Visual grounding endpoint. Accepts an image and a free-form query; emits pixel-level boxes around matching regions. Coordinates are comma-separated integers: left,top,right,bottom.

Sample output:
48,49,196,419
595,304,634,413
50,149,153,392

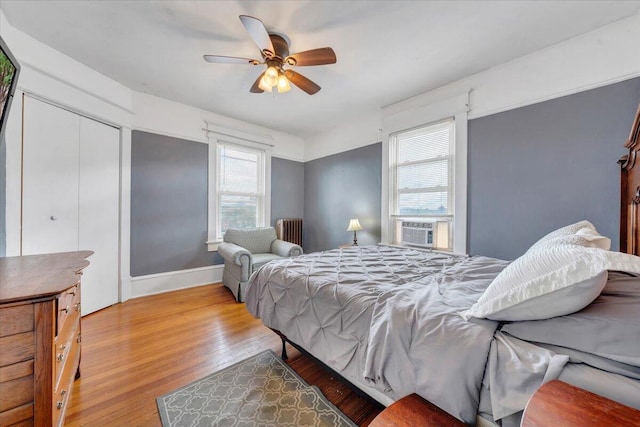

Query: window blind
394,119,454,216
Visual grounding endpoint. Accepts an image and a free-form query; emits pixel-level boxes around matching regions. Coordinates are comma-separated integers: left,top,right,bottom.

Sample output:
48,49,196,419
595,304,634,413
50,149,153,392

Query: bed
245,102,640,426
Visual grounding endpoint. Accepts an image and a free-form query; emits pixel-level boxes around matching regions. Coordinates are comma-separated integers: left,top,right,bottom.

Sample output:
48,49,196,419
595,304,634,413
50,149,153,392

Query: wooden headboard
619,101,640,256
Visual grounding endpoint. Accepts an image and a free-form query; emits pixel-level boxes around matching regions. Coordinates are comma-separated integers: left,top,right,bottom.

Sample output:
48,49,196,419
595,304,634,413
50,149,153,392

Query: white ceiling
2,1,640,139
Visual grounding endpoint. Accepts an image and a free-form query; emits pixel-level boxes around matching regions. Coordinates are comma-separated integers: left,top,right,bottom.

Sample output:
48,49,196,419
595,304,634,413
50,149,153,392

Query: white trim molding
203,121,275,147
130,265,224,299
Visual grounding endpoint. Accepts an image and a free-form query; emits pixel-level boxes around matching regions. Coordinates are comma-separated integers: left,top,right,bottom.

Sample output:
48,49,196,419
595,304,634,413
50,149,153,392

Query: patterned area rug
156,350,357,427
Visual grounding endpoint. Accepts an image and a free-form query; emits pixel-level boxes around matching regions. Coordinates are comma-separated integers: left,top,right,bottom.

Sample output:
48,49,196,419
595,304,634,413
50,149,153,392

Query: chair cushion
252,253,283,270
223,227,277,254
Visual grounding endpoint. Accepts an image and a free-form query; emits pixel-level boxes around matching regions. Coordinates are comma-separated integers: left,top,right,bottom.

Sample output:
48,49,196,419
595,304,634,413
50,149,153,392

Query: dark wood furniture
619,101,640,256
369,393,466,427
522,380,640,427
0,251,91,426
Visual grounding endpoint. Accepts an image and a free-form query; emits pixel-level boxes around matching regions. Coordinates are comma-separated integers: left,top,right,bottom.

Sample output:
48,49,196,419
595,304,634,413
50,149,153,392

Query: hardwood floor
65,283,383,426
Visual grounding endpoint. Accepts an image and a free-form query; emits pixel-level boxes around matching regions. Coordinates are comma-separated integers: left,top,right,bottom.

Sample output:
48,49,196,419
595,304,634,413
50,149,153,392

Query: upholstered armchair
217,227,302,302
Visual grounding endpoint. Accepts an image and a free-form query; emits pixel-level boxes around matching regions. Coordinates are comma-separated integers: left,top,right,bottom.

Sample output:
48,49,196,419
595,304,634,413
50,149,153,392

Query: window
381,92,468,253
389,119,455,249
217,143,265,234
208,140,270,249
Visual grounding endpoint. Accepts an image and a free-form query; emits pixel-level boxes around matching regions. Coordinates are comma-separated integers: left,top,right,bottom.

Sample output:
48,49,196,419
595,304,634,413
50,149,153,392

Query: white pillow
575,228,611,250
462,246,640,321
539,219,595,240
526,220,599,254
527,230,611,254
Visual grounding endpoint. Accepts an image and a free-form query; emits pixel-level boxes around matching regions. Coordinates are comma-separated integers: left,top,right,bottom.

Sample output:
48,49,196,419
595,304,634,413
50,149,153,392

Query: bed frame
619,101,640,256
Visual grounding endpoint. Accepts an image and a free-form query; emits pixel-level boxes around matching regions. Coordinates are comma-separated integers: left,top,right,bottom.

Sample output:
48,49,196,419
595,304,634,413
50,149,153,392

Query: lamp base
352,231,358,246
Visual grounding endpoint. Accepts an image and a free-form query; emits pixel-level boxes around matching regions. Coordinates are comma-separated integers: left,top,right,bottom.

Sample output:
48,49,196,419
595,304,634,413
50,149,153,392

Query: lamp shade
347,218,363,231
277,73,291,93
263,66,279,87
258,75,273,92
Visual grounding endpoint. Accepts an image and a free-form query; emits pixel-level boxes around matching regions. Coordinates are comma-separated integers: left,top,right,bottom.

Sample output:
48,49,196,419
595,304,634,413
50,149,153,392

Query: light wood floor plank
65,283,383,426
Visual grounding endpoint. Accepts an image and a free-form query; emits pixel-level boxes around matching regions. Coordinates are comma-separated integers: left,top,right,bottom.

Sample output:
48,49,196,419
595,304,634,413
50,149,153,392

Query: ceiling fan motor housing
268,34,290,63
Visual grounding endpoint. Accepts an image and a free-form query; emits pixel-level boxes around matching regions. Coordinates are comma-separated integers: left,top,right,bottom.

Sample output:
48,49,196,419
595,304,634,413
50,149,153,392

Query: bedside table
338,244,354,249
369,394,465,427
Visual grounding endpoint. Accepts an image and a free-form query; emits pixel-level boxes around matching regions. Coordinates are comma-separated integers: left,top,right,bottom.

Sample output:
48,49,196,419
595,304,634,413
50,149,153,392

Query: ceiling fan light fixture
277,73,291,93
263,66,279,87
258,75,273,92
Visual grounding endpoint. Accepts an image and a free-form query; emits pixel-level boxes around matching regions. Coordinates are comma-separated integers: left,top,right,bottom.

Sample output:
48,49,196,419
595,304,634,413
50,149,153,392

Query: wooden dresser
0,251,92,427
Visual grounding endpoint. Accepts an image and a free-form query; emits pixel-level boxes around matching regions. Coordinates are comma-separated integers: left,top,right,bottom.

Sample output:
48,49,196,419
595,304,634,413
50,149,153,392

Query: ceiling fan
203,15,337,95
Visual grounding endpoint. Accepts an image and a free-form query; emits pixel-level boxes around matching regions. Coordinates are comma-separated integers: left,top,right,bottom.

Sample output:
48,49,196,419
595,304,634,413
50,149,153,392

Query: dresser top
0,251,93,304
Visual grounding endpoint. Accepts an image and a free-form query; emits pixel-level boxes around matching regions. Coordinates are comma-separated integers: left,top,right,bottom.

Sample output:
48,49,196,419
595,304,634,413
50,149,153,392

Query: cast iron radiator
276,218,303,246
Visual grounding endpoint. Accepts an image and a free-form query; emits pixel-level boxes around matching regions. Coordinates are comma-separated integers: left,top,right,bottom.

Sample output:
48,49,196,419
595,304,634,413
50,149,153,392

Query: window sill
206,241,222,252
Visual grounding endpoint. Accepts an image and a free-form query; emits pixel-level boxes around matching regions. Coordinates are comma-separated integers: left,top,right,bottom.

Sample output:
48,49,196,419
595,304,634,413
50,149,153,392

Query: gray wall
131,132,305,276
304,143,382,253
468,77,640,260
271,156,304,227
0,137,5,257
131,131,220,276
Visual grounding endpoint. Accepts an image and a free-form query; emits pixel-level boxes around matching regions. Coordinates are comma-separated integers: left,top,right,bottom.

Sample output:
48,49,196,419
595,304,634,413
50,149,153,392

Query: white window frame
207,135,271,251
381,93,468,254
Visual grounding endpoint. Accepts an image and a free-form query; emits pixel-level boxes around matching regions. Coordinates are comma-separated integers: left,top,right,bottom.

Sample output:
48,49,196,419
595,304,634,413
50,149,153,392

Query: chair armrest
218,242,252,266
271,239,303,257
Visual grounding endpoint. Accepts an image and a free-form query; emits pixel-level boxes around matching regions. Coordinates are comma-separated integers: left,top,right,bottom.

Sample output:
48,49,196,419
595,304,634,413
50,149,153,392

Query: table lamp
347,219,363,245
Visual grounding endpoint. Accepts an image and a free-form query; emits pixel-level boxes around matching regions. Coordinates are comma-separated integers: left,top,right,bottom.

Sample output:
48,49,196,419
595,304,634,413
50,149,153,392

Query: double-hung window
389,118,454,249
208,140,270,249
217,142,265,234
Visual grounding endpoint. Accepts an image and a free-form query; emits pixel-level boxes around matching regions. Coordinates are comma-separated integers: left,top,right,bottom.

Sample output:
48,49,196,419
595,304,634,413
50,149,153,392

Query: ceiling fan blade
203,55,260,65
250,72,266,93
285,47,337,66
239,15,275,58
284,70,321,95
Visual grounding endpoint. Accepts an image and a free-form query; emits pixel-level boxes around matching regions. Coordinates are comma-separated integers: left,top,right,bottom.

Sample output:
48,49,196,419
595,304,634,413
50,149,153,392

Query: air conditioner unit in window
401,220,435,248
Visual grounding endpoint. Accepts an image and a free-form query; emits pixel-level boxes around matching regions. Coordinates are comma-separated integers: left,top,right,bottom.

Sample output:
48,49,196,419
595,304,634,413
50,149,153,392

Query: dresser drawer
53,331,80,427
54,316,79,391
57,284,80,336
52,386,70,427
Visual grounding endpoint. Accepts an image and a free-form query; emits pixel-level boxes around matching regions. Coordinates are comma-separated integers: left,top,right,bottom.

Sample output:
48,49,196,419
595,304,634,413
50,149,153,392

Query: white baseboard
130,265,224,298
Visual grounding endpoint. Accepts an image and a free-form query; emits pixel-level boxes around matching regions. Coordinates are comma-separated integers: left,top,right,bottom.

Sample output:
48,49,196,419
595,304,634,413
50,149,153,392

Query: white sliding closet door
22,96,80,255
22,95,120,315
79,117,120,315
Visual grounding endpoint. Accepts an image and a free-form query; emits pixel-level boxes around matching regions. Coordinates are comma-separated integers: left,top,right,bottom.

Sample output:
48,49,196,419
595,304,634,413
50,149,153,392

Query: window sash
397,157,451,193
